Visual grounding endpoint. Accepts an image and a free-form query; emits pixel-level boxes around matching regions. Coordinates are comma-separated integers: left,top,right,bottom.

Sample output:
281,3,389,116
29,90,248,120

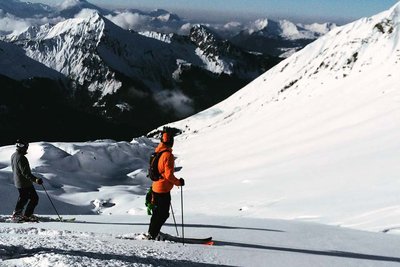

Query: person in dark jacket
11,140,43,221
147,130,185,240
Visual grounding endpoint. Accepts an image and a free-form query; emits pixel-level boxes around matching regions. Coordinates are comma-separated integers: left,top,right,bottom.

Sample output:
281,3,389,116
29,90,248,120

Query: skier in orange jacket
148,130,185,239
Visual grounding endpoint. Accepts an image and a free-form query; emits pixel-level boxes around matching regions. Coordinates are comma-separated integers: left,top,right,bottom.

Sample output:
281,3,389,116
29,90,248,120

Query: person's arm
163,154,181,186
19,156,38,183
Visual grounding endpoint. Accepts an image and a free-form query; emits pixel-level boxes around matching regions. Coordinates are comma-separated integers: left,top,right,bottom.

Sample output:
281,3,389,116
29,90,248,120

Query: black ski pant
14,186,39,217
148,191,171,238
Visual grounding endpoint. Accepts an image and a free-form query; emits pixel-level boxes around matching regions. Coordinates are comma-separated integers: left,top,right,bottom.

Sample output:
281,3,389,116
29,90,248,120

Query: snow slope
2,215,400,267
161,2,400,231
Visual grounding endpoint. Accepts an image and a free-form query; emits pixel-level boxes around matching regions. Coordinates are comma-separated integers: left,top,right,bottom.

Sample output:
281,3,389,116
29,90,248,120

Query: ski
57,217,76,222
116,233,214,245
36,216,76,223
2,216,39,223
0,215,76,223
158,232,213,245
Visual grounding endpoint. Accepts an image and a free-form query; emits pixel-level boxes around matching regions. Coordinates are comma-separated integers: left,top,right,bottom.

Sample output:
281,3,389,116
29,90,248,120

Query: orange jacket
151,142,181,193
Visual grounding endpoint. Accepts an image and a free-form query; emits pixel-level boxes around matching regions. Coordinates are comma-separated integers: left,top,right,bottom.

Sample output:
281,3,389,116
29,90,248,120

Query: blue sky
29,0,400,24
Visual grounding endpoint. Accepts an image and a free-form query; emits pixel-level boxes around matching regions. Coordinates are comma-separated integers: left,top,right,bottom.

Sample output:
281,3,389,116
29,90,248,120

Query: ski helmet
16,139,29,152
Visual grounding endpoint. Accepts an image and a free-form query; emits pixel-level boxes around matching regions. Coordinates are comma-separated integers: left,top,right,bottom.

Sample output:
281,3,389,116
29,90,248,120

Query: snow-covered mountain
230,18,337,57
0,0,334,142
0,1,334,54
7,11,272,90
243,18,334,40
188,24,278,77
3,10,277,141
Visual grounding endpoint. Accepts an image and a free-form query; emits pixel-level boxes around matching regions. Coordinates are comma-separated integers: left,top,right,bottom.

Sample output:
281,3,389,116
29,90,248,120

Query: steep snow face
159,3,400,229
189,24,275,77
9,11,121,96
190,25,233,74
0,40,62,80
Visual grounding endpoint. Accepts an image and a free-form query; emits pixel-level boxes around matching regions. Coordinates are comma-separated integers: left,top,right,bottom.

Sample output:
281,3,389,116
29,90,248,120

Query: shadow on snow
71,220,284,233
212,240,400,263
0,244,231,267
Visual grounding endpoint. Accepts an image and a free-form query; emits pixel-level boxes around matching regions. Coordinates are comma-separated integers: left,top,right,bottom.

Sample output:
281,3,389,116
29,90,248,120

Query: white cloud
105,12,150,31
154,90,194,117
74,8,99,19
178,22,192,35
59,0,81,10
0,9,64,35
223,21,243,31
0,11,30,35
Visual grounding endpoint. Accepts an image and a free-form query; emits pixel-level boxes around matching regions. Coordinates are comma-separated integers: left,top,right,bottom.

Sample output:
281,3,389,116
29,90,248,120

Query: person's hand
179,178,185,186
36,178,43,185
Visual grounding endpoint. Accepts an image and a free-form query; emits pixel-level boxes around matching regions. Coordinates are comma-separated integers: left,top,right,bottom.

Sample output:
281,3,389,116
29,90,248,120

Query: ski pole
181,186,184,245
41,184,62,221
170,203,179,236
171,203,179,236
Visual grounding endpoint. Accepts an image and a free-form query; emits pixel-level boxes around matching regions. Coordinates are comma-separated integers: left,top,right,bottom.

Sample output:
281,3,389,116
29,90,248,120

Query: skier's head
16,139,29,154
160,130,174,148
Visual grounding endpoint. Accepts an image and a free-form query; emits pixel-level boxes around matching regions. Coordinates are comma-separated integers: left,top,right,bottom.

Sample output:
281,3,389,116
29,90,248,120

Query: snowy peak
282,2,400,85
11,10,106,46
300,22,337,35
189,24,223,48
249,18,282,36
246,18,334,40
47,10,104,38
189,24,242,74
8,11,119,95
230,17,336,57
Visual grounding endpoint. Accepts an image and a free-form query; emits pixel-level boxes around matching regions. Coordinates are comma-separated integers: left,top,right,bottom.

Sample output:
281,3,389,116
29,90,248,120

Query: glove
36,178,43,185
179,178,185,186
